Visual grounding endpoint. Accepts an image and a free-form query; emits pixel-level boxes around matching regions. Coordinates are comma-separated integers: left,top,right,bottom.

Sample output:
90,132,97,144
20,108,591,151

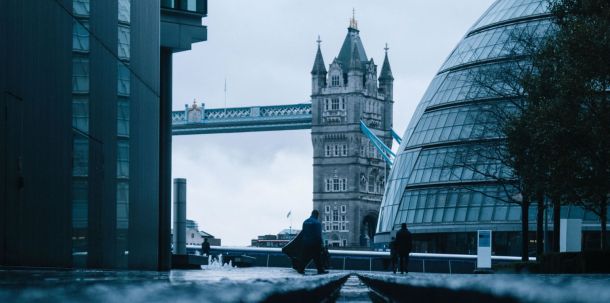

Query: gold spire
349,8,358,30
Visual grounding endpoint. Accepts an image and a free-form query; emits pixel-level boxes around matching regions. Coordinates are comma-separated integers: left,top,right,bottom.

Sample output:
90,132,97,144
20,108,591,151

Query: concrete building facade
311,16,394,249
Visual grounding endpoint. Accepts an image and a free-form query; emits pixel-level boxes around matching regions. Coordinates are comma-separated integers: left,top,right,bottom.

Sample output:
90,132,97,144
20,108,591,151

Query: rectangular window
72,97,89,133
341,215,346,221
342,239,347,246
118,0,131,23
118,25,131,60
332,210,339,222
325,145,331,157
341,205,346,213
340,98,345,110
72,180,88,229
341,178,347,191
333,224,339,231
72,57,89,93
334,145,339,156
325,99,329,110
325,179,331,192
331,75,340,87
116,182,129,229
325,215,329,222
368,176,375,193
73,0,90,16
117,99,129,137
72,21,89,52
341,144,348,156
73,136,89,177
331,98,340,110
333,179,340,191
341,223,346,231
117,141,129,178
325,205,330,213
118,62,130,96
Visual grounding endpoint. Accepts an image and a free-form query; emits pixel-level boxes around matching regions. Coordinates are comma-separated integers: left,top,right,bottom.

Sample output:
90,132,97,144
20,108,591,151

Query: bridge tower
311,16,394,249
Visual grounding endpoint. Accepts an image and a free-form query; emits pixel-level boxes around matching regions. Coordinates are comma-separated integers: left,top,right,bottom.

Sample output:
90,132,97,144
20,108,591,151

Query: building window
118,25,131,60
73,0,90,16
325,205,330,213
118,0,131,23
117,63,130,96
368,175,375,193
117,141,130,178
333,179,340,191
72,21,89,52
333,224,339,231
341,223,346,231
116,182,129,229
342,215,346,222
341,205,346,213
331,98,340,110
342,239,347,246
332,210,339,222
325,224,330,231
72,57,89,93
117,99,129,137
73,137,89,177
340,98,345,110
324,99,329,110
72,97,89,132
331,75,340,87
325,145,331,157
341,144,348,156
334,145,340,156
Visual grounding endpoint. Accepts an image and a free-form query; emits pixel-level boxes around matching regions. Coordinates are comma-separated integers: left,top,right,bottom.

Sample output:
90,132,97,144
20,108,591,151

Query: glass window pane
73,137,89,177
118,26,130,60
118,0,131,23
117,141,129,178
117,99,129,137
117,63,130,96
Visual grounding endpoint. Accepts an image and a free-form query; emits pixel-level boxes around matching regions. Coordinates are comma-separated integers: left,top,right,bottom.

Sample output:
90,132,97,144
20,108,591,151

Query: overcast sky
171,0,496,246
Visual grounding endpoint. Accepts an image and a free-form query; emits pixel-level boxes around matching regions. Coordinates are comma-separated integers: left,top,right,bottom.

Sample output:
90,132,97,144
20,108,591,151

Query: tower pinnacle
349,8,358,30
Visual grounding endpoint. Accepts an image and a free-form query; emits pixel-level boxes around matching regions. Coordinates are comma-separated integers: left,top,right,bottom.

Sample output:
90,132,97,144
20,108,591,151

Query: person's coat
395,228,413,255
301,216,323,249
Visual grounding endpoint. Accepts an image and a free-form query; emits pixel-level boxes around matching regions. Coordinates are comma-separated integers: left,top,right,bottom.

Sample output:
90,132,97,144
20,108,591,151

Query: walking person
201,238,211,256
395,223,413,274
298,210,328,274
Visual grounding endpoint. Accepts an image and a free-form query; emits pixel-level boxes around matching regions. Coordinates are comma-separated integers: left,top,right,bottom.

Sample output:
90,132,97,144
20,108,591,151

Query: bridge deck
172,103,312,135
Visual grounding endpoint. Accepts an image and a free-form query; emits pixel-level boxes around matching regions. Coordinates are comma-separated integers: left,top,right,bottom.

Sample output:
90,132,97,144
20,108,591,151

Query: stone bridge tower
311,16,394,249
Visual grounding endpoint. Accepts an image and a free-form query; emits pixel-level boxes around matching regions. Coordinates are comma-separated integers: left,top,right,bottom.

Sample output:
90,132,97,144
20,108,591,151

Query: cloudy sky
171,0,495,246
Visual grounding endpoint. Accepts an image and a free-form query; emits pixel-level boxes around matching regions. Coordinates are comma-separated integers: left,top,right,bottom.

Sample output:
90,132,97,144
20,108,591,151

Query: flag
286,211,291,218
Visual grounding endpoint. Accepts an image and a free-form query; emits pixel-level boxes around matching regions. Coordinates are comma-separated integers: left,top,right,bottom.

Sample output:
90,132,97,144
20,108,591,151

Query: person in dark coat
298,210,327,274
389,237,398,274
201,238,211,256
395,223,413,274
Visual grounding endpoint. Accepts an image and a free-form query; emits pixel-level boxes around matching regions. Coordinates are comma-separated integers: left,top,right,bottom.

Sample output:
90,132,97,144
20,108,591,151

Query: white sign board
560,219,582,252
477,230,492,269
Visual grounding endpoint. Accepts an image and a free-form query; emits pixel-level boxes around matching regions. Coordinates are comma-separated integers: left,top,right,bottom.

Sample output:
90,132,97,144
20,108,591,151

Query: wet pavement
1,267,610,303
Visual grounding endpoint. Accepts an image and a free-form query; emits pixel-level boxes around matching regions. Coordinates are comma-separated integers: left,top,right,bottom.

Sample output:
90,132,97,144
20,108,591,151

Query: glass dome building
375,0,607,255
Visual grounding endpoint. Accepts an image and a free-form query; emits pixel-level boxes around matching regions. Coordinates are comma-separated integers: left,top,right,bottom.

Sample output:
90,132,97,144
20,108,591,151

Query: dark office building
1,0,206,270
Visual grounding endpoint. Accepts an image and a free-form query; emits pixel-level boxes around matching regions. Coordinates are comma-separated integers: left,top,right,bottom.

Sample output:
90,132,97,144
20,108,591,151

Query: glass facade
376,0,608,255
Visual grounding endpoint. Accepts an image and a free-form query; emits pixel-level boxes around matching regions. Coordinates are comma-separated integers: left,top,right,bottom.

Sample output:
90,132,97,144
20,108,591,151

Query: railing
195,246,534,274
161,0,207,15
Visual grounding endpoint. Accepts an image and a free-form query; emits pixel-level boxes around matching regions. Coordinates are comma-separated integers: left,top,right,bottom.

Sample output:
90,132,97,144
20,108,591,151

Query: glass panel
72,97,89,132
118,0,131,23
72,21,89,52
117,99,129,137
73,137,89,177
117,63,130,96
72,57,89,93
73,0,90,16
118,26,130,60
455,207,467,222
117,141,129,178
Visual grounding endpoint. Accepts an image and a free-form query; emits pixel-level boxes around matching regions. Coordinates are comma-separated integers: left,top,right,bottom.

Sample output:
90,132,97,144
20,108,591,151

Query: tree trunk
536,191,544,259
601,195,607,250
521,195,530,262
552,196,561,252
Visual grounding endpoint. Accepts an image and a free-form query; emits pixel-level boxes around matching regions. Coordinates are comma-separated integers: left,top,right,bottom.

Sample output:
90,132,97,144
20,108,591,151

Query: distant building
251,229,300,248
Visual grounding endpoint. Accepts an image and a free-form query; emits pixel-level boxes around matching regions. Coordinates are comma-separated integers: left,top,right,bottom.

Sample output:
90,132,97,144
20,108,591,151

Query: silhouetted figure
201,238,211,256
389,237,398,274
298,210,327,274
395,223,413,274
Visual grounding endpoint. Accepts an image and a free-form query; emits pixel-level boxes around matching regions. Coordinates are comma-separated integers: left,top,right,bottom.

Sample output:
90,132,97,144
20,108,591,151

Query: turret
379,44,394,101
379,44,394,131
311,36,327,95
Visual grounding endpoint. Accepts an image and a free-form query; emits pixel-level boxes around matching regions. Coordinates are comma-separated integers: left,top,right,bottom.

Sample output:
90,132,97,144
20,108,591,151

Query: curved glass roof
376,0,608,236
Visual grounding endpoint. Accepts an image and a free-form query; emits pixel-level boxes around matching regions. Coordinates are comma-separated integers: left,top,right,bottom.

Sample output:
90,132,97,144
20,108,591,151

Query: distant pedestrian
298,210,328,274
395,223,413,274
201,238,211,256
389,237,398,274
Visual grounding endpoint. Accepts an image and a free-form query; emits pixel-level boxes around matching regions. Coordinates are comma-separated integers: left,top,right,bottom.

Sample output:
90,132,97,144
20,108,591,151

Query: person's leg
399,254,405,274
391,254,397,273
313,252,326,274
404,253,410,273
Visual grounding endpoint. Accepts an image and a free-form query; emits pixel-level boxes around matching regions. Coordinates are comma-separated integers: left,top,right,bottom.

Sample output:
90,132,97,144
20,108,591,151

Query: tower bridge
171,16,397,249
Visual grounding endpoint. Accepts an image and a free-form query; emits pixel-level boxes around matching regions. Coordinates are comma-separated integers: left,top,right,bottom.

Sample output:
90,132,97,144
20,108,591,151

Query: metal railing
196,246,535,274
